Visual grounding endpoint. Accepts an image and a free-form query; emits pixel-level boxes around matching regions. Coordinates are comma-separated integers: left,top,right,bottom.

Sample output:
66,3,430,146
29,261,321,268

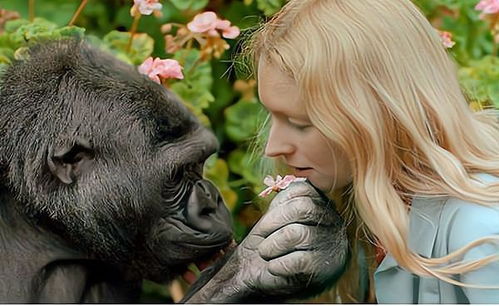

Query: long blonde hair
247,0,499,299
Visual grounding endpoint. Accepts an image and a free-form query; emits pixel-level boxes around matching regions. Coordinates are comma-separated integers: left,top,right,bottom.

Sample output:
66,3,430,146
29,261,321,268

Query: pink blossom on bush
187,11,219,35
187,11,240,39
215,19,240,39
475,0,499,16
138,57,183,83
131,0,162,16
258,175,306,197
438,31,456,48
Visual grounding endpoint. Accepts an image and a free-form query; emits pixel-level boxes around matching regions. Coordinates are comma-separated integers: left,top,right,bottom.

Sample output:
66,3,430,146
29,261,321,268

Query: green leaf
55,26,86,38
458,56,499,106
169,0,209,11
0,47,14,64
228,149,262,188
170,49,214,111
10,18,59,45
170,82,214,111
203,155,238,210
4,19,30,33
256,0,286,16
102,30,154,65
0,35,17,50
224,99,264,143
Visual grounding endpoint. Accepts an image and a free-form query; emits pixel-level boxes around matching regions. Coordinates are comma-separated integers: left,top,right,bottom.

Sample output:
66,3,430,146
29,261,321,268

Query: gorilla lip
182,239,237,285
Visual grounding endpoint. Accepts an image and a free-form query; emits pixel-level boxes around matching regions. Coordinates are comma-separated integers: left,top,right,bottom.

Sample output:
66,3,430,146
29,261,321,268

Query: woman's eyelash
288,119,311,130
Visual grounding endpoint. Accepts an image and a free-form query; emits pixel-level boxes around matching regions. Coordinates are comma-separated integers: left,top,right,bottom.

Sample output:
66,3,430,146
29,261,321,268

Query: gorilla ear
47,138,95,185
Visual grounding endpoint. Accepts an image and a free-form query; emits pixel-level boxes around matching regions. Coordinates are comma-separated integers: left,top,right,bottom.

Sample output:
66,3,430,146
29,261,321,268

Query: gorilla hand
183,181,348,303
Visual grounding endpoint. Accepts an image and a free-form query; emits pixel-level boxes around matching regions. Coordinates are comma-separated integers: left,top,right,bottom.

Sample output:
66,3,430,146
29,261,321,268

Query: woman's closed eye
288,118,312,130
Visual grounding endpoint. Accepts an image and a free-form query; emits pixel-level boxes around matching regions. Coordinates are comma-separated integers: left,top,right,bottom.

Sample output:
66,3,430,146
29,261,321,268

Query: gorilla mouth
152,215,232,264
162,217,232,246
181,239,237,285
153,177,234,284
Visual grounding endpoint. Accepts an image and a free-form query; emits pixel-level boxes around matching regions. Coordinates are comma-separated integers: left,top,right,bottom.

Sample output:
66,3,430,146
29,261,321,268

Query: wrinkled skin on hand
183,181,349,303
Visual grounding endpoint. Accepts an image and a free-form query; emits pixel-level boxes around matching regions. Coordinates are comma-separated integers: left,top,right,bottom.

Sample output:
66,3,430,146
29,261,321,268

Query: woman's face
257,59,353,193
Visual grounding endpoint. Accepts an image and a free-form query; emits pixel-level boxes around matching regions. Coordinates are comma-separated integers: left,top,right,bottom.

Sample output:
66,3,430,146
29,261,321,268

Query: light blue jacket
374,173,499,303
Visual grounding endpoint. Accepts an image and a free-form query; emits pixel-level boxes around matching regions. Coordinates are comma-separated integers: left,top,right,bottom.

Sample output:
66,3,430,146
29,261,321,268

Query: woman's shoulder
443,172,499,216
439,173,499,252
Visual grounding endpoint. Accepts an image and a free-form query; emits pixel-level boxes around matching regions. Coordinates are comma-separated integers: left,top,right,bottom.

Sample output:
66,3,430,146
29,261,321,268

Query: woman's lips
293,167,313,176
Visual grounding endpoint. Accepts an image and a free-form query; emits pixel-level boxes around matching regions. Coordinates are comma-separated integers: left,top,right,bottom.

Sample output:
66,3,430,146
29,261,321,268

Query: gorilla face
0,39,233,283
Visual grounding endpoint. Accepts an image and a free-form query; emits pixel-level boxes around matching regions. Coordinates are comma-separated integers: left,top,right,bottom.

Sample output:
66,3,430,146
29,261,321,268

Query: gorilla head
0,39,232,286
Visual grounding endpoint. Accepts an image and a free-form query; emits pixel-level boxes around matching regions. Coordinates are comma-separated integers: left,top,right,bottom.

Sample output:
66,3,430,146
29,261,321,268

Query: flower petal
134,0,162,15
275,175,296,189
215,19,231,30
263,175,275,187
138,57,154,75
258,187,274,198
187,11,218,33
157,59,184,80
222,26,240,39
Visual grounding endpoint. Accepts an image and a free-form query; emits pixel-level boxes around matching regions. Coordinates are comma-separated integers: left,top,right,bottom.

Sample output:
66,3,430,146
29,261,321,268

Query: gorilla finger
256,269,294,292
269,182,322,210
267,251,315,278
268,250,347,282
258,223,316,260
252,198,338,237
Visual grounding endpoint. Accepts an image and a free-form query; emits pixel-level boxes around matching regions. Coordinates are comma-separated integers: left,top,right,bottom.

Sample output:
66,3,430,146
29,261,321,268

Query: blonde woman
247,0,499,303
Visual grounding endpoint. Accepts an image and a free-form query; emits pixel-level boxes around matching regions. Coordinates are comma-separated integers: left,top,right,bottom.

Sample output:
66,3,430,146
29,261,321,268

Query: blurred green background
0,0,497,302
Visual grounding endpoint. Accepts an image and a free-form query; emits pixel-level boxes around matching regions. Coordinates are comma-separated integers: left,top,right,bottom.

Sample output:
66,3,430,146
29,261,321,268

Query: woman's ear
47,138,95,185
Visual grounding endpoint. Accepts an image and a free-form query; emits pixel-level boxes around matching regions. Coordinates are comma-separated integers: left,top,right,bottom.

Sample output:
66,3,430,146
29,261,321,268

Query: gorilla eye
153,118,185,145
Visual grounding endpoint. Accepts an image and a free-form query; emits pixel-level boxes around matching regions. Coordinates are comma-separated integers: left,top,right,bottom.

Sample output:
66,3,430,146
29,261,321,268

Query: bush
0,0,497,302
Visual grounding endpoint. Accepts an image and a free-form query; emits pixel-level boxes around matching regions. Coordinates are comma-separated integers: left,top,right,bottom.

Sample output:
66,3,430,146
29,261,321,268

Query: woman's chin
306,177,331,193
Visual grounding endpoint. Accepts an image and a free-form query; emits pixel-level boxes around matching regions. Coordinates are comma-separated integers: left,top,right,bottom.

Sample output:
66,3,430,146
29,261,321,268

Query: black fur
0,39,232,303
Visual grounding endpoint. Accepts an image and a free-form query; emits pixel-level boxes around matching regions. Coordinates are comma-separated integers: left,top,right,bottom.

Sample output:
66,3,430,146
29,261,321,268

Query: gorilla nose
186,179,232,234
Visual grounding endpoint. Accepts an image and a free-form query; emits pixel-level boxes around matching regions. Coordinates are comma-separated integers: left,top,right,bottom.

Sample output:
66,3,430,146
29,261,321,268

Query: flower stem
68,0,88,26
127,14,141,53
28,0,35,22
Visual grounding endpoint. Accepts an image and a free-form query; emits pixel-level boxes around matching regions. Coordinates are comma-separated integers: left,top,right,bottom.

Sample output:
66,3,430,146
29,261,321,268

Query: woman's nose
264,124,294,157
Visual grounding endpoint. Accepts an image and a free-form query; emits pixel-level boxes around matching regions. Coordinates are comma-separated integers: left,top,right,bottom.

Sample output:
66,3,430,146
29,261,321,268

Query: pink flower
138,57,184,83
438,31,455,48
475,0,499,17
131,0,162,16
258,175,307,198
187,11,240,39
187,11,218,34
215,19,240,39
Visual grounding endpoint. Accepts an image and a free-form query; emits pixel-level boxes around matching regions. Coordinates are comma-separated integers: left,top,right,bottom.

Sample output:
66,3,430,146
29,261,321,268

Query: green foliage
0,18,85,63
459,56,499,107
171,49,214,110
169,0,209,11
102,30,154,65
227,149,262,191
0,0,497,302
203,155,238,210
256,0,286,16
224,99,263,142
415,0,498,107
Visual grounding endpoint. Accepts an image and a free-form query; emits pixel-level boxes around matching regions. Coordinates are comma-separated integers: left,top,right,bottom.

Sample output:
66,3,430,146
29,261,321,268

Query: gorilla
0,39,348,303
